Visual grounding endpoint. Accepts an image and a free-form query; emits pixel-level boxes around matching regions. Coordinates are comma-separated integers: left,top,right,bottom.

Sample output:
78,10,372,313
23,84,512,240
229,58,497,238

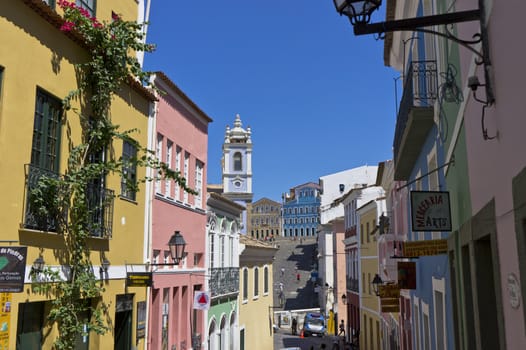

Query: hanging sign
126,272,152,287
410,191,452,232
402,239,448,257
379,284,400,313
193,291,210,310
0,246,27,293
398,261,416,289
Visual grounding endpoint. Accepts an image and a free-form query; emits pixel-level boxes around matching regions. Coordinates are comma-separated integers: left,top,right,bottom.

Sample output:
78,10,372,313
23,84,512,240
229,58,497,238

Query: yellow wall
239,263,274,350
359,204,382,349
0,1,149,349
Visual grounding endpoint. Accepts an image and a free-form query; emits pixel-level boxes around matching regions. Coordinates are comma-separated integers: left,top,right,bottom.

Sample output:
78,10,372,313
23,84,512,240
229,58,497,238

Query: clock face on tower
231,177,244,191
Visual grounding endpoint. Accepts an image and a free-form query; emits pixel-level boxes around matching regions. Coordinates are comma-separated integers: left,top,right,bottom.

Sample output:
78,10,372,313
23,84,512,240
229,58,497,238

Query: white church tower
222,114,253,207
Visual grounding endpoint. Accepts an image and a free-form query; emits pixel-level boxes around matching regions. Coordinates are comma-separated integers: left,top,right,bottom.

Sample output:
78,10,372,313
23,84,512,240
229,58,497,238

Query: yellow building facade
246,197,281,240
238,235,277,350
0,1,152,349
358,199,383,350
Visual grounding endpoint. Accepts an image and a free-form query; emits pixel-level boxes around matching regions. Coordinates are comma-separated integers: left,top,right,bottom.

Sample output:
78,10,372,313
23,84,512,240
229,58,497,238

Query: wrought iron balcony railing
393,60,438,180
209,267,239,298
24,164,66,232
24,164,114,238
346,277,359,293
86,183,114,238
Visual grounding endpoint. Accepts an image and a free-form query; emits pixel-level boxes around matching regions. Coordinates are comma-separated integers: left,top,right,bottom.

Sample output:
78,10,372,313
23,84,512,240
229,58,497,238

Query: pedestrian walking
291,317,298,335
281,267,285,277
296,272,300,282
338,320,345,337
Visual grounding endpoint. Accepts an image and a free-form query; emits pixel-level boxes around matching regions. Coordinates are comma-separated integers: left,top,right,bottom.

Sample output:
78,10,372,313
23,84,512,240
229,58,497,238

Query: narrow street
272,237,345,349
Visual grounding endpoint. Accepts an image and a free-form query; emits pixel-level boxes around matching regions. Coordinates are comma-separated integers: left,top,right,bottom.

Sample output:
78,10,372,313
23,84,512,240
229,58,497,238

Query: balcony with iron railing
209,267,239,298
347,276,359,293
23,164,114,238
393,60,438,180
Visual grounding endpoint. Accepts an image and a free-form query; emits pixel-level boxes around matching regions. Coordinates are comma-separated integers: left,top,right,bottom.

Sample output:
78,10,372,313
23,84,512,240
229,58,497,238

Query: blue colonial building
282,182,321,237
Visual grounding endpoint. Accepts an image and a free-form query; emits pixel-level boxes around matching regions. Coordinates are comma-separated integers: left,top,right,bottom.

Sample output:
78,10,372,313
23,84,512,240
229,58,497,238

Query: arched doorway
229,312,236,350
208,319,216,350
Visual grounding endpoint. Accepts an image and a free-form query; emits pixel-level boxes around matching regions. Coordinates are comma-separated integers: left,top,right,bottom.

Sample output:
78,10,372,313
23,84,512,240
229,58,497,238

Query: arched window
243,268,248,301
254,267,259,297
264,266,269,294
233,152,242,171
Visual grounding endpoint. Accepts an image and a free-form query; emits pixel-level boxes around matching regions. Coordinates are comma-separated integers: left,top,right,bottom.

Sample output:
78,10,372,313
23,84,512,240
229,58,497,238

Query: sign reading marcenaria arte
410,191,452,232
0,247,28,292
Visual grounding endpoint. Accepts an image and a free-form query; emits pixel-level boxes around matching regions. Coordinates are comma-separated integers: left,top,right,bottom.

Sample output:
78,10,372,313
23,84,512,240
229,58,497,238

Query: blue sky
143,1,398,203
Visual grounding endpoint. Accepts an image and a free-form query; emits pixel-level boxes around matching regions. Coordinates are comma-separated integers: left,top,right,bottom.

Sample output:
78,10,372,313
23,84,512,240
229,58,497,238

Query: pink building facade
458,0,526,348
148,72,212,350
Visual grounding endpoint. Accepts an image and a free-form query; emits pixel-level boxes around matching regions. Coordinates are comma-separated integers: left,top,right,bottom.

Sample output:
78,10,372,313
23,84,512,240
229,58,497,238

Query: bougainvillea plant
29,2,195,349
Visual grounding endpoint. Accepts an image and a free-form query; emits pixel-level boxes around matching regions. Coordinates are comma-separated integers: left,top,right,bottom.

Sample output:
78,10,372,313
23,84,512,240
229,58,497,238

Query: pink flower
93,22,103,29
60,21,75,32
78,8,91,18
57,0,70,7
111,12,121,21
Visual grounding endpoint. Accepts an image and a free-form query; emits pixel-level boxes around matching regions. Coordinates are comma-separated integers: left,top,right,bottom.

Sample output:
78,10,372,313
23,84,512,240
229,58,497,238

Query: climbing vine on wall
29,1,195,349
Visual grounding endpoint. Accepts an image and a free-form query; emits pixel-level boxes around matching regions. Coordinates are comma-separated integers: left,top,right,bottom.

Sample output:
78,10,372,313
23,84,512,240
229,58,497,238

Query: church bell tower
222,114,253,205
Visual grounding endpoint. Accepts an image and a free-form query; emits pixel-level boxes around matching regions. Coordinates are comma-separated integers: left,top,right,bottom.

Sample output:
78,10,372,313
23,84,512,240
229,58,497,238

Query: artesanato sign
410,191,452,232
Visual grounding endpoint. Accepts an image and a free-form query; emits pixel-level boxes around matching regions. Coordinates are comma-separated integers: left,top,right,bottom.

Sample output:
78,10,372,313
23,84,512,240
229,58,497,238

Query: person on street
281,267,285,276
296,272,300,282
338,319,345,337
291,317,298,335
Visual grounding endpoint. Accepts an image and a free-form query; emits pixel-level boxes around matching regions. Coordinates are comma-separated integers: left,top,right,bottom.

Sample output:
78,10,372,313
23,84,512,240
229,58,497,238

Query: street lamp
168,230,187,264
371,274,383,296
333,0,381,25
331,0,494,105
31,256,45,275
149,231,187,267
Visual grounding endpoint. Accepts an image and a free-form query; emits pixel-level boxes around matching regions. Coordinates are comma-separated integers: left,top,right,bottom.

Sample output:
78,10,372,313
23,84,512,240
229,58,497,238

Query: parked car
302,312,326,337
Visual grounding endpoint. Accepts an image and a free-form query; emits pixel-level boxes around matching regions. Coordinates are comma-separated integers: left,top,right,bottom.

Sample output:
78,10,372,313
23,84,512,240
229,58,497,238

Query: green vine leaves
28,2,196,349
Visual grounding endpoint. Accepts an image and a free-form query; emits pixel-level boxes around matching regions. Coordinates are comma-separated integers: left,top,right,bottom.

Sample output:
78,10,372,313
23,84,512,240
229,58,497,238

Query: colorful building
282,182,321,238
357,197,385,350
317,166,378,332
342,184,385,347
148,72,212,350
206,191,244,350
238,235,277,350
0,1,153,348
247,197,281,240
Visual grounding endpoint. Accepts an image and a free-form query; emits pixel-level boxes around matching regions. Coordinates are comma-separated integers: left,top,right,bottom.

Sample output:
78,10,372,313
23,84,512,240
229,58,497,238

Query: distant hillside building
282,182,321,237
221,114,253,233
247,198,281,240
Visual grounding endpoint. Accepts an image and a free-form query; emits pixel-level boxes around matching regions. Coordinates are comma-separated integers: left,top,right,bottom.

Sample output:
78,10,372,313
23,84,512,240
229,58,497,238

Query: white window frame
422,301,431,350
432,277,447,350
155,134,163,195
183,152,189,203
165,140,173,197
414,297,421,350
175,146,181,200
195,160,203,208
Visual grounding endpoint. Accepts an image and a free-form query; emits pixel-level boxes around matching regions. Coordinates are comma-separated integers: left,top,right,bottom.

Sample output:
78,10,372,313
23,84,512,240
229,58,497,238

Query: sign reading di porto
0,246,27,293
410,191,452,232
